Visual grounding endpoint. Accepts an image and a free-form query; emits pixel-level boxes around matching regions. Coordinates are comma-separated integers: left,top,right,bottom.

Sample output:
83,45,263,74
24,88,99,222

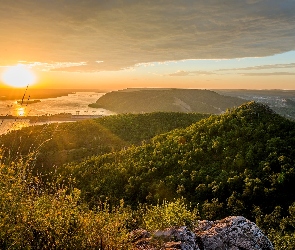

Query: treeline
0,112,209,172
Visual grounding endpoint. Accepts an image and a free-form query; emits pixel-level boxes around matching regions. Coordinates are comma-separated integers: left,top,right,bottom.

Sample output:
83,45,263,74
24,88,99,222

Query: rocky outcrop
131,227,198,250
195,216,274,250
132,216,274,250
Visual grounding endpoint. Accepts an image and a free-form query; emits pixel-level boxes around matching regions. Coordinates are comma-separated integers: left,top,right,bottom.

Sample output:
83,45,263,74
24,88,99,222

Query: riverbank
0,114,103,123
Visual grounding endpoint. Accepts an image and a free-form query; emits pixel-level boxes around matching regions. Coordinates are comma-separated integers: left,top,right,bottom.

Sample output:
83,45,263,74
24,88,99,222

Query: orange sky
0,1,295,90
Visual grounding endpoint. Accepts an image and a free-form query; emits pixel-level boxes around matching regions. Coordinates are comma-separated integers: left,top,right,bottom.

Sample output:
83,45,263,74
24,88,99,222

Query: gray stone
154,227,199,250
194,216,274,250
132,216,274,250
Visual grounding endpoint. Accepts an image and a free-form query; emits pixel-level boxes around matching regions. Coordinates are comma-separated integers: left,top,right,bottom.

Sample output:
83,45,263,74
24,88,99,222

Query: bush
0,149,201,249
0,149,133,249
141,198,199,231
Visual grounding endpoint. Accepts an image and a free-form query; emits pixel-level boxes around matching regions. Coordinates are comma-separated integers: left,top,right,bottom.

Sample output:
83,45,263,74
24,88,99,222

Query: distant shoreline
0,114,104,122
0,89,108,100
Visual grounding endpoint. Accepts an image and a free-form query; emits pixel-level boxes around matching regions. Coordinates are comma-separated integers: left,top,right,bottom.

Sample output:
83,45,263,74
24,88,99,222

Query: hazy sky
0,0,295,90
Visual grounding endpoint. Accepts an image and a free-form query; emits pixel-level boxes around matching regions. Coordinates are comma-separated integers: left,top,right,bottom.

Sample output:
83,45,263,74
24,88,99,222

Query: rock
195,216,274,250
154,227,198,250
129,229,152,249
131,227,199,250
132,216,274,250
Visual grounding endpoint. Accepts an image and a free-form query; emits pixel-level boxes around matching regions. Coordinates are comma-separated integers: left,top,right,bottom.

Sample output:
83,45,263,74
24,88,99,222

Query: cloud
47,61,103,72
246,0,264,4
0,0,295,71
241,72,295,76
169,71,191,77
169,70,216,76
27,62,88,71
219,63,295,71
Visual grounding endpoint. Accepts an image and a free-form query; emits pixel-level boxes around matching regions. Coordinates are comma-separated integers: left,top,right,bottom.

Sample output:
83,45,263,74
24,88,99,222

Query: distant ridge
89,88,246,114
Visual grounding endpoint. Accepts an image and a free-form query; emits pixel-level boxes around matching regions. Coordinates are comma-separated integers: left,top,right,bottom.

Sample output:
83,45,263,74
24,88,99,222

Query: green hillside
89,88,245,114
61,102,295,221
0,112,208,171
1,102,295,248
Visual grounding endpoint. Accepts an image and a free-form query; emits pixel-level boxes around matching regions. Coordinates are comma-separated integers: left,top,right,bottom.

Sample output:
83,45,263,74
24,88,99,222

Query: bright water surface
0,92,114,135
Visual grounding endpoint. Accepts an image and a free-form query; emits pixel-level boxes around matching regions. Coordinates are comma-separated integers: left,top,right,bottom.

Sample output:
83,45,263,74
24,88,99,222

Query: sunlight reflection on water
0,92,115,135
17,107,26,116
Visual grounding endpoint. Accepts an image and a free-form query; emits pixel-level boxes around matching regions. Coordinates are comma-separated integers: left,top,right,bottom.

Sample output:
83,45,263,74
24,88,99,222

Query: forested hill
62,102,295,224
0,112,208,170
2,101,295,248
89,88,246,114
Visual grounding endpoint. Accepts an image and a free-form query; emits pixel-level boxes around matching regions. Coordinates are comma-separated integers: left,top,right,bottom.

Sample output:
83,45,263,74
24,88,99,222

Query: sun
1,64,37,88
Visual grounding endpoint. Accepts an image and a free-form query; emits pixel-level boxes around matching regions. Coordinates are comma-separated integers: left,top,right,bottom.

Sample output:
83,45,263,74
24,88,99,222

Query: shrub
0,149,133,249
141,198,199,231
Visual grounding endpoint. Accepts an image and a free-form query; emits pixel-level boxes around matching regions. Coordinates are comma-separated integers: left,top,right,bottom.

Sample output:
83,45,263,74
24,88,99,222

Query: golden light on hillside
1,64,37,88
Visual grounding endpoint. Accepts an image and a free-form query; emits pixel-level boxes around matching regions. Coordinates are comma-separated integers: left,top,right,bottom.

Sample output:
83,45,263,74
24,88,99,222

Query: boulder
195,216,274,250
131,226,199,250
132,216,274,250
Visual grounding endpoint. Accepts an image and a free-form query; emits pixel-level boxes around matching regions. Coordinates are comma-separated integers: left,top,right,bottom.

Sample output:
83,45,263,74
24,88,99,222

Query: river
0,91,115,135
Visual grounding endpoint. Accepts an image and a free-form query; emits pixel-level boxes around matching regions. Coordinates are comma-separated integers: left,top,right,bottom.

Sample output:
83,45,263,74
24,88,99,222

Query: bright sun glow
1,64,36,88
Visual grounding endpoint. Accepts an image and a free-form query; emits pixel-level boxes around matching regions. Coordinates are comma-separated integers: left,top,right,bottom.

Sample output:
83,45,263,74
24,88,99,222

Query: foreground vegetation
0,153,198,249
1,102,295,248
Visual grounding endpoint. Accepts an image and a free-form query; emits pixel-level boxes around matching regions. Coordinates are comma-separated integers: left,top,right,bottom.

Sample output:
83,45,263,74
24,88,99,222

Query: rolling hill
89,88,246,114
62,102,295,223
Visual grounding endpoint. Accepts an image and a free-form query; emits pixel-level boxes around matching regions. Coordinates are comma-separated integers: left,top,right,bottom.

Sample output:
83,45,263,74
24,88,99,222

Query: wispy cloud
18,62,88,72
169,70,216,76
241,72,295,76
169,71,191,77
0,0,294,71
219,63,295,71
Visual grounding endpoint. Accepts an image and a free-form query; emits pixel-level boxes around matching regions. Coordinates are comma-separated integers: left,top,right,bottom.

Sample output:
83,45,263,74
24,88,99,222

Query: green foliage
269,232,295,250
0,120,127,173
253,202,295,249
62,102,295,219
0,151,134,249
97,112,209,145
2,101,295,248
201,198,225,220
56,102,295,249
0,112,207,172
141,198,199,231
0,149,203,249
